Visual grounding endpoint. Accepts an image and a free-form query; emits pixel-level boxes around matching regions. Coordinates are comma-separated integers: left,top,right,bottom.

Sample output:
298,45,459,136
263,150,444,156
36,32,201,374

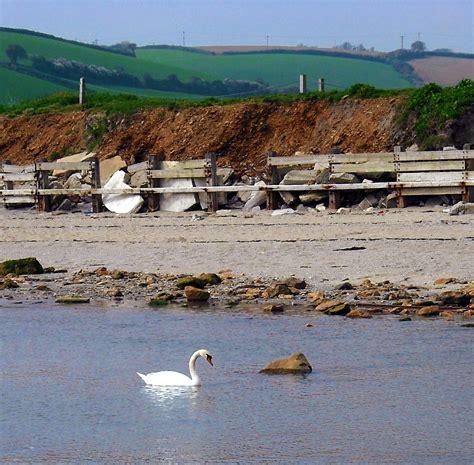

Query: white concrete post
79,77,86,105
318,78,325,92
299,74,307,94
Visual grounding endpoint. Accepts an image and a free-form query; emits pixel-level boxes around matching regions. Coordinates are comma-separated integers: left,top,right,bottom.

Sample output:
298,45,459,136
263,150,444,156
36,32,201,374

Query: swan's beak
206,355,213,366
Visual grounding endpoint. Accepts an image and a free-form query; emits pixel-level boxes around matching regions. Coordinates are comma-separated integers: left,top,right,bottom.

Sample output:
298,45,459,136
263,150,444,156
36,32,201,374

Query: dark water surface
1,301,472,464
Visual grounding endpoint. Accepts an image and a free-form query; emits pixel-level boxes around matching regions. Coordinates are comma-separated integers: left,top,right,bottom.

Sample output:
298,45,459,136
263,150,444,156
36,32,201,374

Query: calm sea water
1,300,472,464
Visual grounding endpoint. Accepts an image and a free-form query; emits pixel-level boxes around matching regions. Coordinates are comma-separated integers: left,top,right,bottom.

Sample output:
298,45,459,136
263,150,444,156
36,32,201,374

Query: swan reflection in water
141,385,201,411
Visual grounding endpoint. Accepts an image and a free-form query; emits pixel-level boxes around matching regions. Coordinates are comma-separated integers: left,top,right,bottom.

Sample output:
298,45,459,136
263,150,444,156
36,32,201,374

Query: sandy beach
1,208,472,290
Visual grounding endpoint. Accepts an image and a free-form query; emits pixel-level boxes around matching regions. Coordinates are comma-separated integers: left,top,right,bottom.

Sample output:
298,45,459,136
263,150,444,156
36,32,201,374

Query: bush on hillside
407,79,474,139
5,44,27,66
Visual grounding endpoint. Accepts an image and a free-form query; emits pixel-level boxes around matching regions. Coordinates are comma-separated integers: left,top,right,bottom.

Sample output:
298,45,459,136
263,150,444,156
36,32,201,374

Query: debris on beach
55,295,90,304
0,262,472,322
102,170,144,214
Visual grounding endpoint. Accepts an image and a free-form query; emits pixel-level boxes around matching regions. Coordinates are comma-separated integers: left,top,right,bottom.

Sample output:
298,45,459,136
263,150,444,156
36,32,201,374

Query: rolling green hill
0,30,210,81
0,66,69,104
0,65,204,105
0,28,413,105
137,48,413,91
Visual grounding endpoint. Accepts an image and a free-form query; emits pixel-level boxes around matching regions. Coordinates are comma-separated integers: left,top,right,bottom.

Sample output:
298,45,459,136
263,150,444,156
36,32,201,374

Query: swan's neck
188,350,201,384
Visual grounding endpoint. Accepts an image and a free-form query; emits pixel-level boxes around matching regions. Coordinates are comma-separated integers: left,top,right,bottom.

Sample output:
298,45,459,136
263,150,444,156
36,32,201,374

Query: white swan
137,349,213,386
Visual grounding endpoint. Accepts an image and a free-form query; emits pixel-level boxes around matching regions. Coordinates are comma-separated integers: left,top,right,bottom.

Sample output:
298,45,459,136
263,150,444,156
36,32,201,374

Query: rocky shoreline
1,259,472,322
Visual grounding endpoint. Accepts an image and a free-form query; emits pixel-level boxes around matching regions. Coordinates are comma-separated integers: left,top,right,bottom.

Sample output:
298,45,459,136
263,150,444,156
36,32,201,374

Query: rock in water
0,257,44,276
259,352,312,374
263,304,284,313
416,305,441,317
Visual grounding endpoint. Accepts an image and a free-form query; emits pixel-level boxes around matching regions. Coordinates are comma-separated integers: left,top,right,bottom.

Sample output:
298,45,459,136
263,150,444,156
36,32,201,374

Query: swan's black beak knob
206,355,213,366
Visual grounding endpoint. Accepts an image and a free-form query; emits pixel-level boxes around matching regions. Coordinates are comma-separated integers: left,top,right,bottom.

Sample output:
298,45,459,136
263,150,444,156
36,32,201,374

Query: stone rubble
1,258,472,323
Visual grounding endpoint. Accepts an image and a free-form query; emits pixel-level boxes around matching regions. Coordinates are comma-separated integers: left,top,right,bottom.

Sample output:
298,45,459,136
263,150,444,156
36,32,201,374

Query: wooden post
91,157,103,213
463,156,474,203
266,150,279,210
3,160,13,191
299,74,307,94
318,78,325,92
328,191,341,210
396,190,407,208
393,146,407,208
79,77,86,105
205,153,218,213
3,160,12,209
37,159,51,212
148,155,161,212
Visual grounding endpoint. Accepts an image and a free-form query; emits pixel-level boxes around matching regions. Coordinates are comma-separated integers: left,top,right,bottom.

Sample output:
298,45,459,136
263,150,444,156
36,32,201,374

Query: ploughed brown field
409,56,474,86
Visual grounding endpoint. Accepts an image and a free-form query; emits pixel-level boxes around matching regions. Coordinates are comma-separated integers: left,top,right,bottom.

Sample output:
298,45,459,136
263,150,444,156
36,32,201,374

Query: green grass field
0,67,69,104
0,66,204,105
85,83,203,100
0,28,412,105
0,31,215,81
137,49,412,90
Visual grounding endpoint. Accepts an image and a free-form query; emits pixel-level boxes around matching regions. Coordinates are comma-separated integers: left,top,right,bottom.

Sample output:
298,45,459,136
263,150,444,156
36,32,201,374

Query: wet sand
1,208,472,290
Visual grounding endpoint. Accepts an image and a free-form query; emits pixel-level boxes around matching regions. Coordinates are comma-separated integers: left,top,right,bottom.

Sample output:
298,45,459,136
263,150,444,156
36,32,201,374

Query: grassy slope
137,49,412,90
0,67,69,104
85,83,203,100
0,31,215,81
0,67,204,105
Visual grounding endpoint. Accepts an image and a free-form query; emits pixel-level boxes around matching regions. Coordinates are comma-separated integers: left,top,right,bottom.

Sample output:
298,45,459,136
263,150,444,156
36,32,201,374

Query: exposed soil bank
0,98,403,176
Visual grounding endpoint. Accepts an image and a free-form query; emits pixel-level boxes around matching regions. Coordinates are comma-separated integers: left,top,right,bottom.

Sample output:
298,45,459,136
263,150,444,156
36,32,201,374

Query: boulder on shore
177,276,206,289
184,286,210,302
259,352,312,374
198,273,222,285
315,299,351,315
0,257,44,276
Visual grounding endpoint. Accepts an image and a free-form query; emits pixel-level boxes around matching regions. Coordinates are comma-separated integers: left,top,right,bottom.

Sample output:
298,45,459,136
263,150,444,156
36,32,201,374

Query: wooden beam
400,187,464,196
268,155,329,167
0,163,35,173
396,160,466,172
330,153,393,163
3,173,36,182
148,168,206,179
160,159,206,169
35,161,92,171
395,149,474,161
3,196,36,204
398,171,474,182
331,161,395,173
